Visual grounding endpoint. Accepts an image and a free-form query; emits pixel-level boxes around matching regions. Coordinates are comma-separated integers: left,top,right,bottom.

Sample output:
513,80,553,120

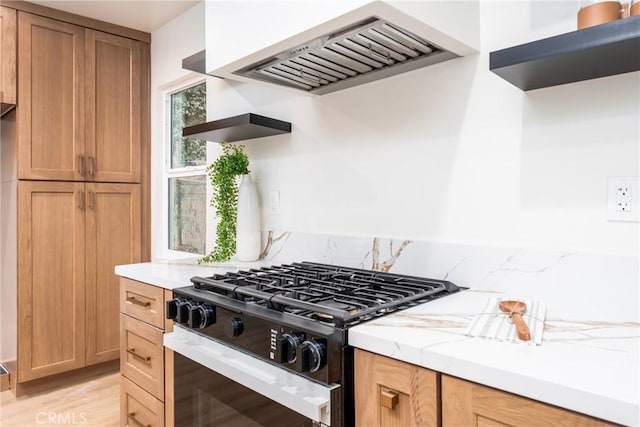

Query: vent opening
233,17,458,95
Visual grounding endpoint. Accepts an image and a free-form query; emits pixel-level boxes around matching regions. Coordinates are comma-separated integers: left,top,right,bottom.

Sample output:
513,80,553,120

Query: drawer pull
127,296,151,308
127,412,150,427
127,348,151,365
381,389,399,410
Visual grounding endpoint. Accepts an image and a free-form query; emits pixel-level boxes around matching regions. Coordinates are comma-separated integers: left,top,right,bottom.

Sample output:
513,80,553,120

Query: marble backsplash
258,231,639,322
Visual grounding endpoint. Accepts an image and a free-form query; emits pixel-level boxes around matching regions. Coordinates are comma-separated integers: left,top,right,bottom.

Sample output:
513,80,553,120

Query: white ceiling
29,0,199,33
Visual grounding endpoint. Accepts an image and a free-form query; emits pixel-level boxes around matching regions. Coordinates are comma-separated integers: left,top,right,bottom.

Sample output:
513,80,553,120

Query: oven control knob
280,333,305,364
225,317,244,338
176,300,196,325
189,304,216,329
297,339,327,373
165,297,186,321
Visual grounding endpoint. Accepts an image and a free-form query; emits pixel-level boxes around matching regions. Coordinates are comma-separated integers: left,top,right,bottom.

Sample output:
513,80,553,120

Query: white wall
151,0,639,259
150,1,206,260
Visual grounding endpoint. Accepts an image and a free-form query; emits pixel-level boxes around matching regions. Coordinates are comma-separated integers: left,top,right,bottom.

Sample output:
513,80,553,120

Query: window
169,174,207,254
166,81,207,255
170,83,207,168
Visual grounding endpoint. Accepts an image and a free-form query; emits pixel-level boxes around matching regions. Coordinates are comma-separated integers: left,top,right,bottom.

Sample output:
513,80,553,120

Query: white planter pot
236,174,261,261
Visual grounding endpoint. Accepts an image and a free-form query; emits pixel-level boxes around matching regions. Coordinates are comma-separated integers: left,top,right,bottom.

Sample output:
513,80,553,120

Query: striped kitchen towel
466,297,545,346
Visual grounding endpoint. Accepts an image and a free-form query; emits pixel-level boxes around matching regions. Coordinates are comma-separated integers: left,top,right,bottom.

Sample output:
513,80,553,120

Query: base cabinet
120,314,164,399
355,349,614,427
354,349,439,427
121,376,164,427
119,278,173,427
441,375,614,427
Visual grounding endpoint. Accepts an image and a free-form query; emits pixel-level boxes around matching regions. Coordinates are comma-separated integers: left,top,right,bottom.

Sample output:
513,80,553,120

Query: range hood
196,1,479,95
233,17,458,95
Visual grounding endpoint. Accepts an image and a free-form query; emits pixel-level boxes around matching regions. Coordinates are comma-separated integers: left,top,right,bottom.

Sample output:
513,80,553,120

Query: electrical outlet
617,200,631,212
268,191,280,216
607,177,639,222
617,186,631,198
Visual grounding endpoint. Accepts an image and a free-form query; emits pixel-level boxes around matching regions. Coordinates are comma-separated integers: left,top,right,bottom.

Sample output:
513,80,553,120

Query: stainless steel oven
164,326,340,426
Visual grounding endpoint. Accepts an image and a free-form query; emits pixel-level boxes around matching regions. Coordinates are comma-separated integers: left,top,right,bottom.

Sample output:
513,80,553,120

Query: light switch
268,191,280,216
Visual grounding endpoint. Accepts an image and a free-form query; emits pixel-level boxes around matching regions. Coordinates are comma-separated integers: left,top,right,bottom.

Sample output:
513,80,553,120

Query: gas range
165,262,463,426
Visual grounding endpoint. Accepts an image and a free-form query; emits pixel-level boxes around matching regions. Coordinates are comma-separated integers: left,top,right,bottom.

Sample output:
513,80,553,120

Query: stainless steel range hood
204,1,479,95
233,17,458,95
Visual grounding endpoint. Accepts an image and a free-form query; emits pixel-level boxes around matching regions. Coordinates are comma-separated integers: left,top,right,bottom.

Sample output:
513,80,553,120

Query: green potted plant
199,142,249,263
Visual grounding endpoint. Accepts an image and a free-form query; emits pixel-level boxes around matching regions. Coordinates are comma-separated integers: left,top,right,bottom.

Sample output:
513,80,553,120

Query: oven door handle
164,326,340,426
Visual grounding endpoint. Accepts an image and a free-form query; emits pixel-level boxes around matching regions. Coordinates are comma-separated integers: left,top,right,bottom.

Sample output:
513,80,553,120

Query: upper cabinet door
1,6,17,110
85,30,141,183
17,13,84,181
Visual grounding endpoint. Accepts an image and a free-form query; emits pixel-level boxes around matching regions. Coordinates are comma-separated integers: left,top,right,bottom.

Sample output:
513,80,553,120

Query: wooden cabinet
121,376,165,427
86,184,141,365
121,314,164,400
17,12,141,182
17,13,84,181
17,181,86,381
17,181,140,381
120,278,173,426
354,349,439,427
120,278,166,329
85,30,141,183
1,3,150,390
0,6,17,114
441,375,614,427
355,349,614,427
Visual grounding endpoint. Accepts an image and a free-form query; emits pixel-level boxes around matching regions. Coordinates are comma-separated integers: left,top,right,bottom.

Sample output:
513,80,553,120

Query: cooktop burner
191,261,462,327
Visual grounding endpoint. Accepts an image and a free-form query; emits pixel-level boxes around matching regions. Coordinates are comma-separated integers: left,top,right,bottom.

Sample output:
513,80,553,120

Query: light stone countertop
349,288,639,426
115,260,270,290
116,259,639,426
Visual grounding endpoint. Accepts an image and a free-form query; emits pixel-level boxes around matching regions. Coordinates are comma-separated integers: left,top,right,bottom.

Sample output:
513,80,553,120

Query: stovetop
190,261,462,328
169,261,464,385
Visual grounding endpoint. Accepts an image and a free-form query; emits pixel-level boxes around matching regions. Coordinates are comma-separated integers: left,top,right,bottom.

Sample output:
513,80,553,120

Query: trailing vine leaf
199,143,250,263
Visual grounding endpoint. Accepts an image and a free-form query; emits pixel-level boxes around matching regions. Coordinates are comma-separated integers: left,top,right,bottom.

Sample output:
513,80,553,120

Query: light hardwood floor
0,370,119,426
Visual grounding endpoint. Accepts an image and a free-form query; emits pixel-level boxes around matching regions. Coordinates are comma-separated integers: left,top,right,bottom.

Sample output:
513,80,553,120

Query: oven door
164,326,341,427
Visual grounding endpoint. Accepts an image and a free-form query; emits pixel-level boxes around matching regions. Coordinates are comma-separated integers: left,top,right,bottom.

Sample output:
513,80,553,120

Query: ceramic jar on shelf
577,0,629,29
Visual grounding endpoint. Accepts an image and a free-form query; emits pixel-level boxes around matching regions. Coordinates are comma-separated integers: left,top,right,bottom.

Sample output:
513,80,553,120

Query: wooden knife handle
512,312,531,341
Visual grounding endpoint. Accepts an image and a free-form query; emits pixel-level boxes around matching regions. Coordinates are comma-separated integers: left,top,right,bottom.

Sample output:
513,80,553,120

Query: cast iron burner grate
191,262,462,327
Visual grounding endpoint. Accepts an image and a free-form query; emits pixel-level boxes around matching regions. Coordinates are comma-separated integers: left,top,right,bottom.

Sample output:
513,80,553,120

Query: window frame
162,77,209,259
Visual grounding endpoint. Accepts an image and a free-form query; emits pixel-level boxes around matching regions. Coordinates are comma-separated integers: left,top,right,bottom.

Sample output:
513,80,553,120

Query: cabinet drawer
121,376,164,427
441,375,614,427
121,314,164,400
120,278,164,328
355,349,439,427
